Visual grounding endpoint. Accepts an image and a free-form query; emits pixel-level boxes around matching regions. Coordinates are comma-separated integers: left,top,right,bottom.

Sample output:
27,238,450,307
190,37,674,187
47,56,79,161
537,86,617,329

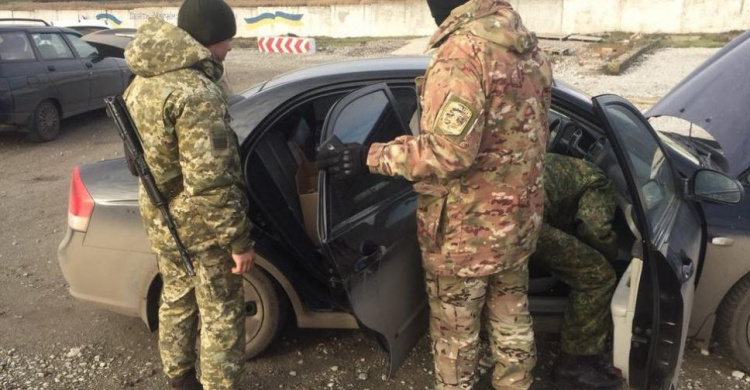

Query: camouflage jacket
123,17,253,256
544,153,618,260
366,0,552,277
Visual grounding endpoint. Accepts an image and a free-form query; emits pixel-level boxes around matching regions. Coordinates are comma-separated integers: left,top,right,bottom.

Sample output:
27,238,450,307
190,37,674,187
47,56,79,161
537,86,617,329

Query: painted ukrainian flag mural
244,11,304,29
95,12,123,26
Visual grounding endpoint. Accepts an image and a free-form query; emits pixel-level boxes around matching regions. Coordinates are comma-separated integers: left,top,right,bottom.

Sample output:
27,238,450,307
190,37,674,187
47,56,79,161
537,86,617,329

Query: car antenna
689,122,693,139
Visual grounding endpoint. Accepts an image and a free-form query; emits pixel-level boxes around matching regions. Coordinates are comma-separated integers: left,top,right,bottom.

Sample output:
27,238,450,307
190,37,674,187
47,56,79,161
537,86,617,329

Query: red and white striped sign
257,36,316,54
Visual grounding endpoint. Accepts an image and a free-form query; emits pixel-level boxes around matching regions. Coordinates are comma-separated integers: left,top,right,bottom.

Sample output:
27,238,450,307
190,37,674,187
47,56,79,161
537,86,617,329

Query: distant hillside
3,0,419,10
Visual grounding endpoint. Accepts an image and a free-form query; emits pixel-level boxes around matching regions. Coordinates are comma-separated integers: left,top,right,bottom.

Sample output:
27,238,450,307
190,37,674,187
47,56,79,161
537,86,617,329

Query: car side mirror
690,169,744,204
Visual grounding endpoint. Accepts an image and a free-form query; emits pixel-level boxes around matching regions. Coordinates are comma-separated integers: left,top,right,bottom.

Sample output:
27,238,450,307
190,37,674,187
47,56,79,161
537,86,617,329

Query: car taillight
68,165,93,232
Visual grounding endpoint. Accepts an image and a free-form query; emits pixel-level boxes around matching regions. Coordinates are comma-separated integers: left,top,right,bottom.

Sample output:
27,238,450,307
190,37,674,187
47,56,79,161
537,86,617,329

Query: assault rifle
104,95,196,277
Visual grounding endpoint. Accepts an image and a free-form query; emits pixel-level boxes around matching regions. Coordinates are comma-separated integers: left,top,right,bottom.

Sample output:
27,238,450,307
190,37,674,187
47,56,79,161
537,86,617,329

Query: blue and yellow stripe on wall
95,13,123,26
245,11,304,29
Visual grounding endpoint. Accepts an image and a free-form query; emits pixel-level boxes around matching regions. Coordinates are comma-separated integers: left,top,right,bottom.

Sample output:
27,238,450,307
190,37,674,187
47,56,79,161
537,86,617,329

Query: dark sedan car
59,54,743,389
646,29,750,374
0,19,132,141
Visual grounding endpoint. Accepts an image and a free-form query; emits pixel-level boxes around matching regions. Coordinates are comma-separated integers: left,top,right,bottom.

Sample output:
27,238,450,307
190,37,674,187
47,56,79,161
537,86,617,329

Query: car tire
716,273,750,372
27,100,60,142
243,267,288,359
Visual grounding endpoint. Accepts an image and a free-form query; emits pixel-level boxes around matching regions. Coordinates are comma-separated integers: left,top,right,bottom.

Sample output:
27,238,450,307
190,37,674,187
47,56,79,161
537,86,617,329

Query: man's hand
231,250,254,274
316,142,367,180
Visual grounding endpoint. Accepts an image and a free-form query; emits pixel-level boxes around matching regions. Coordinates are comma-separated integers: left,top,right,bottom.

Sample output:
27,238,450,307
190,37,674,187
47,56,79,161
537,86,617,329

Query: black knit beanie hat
178,0,237,46
426,0,470,26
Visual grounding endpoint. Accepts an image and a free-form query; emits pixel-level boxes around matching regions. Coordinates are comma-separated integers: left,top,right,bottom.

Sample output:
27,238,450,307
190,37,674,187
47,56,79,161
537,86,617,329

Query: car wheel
243,267,288,359
27,100,60,142
716,273,750,372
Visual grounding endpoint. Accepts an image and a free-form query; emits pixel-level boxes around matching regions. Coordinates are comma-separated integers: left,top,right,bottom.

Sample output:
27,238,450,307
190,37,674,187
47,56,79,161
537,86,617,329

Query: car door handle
47,65,56,71
711,237,735,247
27,76,40,85
85,62,93,69
354,240,385,273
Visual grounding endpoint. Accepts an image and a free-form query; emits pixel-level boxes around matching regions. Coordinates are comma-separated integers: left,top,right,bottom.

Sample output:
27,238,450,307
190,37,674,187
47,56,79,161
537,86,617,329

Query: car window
605,104,677,236
327,88,412,227
391,86,417,132
331,89,411,145
65,33,98,58
0,32,35,61
30,33,74,60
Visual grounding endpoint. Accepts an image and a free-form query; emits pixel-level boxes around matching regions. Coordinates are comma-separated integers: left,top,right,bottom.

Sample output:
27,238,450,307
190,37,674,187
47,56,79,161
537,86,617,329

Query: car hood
646,29,750,177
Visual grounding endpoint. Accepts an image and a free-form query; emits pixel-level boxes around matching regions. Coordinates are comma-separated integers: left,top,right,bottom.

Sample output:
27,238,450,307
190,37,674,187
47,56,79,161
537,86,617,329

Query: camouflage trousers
425,260,536,390
533,223,616,356
157,246,245,390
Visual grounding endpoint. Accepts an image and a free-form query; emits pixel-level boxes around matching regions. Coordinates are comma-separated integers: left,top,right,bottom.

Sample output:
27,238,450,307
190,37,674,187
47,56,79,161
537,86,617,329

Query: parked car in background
59,47,746,388
81,28,136,59
51,20,111,36
0,18,131,141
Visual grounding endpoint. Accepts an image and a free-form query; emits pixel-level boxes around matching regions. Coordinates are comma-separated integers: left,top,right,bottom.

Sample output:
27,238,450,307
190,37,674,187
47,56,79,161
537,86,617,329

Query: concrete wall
1,0,748,37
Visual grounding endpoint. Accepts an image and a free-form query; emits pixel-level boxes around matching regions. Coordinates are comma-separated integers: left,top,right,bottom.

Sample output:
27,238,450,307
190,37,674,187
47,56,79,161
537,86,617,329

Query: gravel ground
550,46,719,104
0,40,743,390
223,38,416,91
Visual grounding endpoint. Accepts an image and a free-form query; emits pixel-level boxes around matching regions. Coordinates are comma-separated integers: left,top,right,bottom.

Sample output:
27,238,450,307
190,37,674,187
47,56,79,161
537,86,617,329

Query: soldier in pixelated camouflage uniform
534,153,621,389
123,0,254,389
317,1,552,388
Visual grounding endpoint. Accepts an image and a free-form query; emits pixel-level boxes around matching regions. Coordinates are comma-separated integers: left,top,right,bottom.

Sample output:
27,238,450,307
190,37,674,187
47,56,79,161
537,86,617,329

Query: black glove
316,142,367,181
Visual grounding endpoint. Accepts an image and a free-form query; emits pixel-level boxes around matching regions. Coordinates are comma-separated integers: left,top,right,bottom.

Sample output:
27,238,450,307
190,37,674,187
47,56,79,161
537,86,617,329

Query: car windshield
657,131,701,166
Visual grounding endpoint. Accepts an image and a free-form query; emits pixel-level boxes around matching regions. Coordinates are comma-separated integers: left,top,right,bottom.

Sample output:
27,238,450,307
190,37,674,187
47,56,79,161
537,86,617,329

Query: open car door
318,83,429,376
594,95,703,389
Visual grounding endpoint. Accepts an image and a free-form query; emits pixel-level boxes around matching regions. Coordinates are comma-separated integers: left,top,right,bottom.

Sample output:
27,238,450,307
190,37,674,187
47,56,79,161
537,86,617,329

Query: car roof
261,56,432,91
259,56,595,113
232,56,598,144
0,24,80,35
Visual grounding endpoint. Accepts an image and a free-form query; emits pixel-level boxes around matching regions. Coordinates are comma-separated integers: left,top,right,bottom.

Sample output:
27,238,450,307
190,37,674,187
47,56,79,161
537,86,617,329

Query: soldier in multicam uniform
123,0,253,389
534,153,622,389
317,1,552,388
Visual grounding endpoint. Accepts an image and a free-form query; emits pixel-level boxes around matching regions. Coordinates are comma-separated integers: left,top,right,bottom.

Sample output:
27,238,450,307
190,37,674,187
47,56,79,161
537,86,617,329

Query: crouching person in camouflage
534,153,621,389
123,0,254,389
317,1,552,388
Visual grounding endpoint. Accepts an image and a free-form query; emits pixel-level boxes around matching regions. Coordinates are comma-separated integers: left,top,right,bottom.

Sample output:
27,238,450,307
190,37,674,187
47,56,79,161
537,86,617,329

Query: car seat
37,43,59,60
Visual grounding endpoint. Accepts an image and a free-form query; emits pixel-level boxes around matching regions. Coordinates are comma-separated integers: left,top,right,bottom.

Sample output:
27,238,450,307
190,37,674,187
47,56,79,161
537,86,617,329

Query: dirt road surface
0,40,746,389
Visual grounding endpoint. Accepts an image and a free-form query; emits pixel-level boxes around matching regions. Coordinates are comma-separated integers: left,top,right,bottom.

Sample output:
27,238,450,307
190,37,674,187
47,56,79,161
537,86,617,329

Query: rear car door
0,31,48,125
64,32,124,108
594,95,702,389
318,83,428,376
29,31,91,116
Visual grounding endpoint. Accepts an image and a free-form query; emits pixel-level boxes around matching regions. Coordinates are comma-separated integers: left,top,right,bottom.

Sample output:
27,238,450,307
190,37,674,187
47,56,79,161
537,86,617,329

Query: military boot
168,368,203,390
552,352,622,390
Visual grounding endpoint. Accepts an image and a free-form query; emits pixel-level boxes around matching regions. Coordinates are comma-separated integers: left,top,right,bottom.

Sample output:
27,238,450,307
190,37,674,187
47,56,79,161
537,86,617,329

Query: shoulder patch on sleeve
434,93,478,139
210,123,230,156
